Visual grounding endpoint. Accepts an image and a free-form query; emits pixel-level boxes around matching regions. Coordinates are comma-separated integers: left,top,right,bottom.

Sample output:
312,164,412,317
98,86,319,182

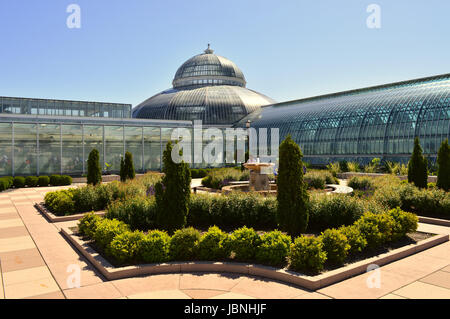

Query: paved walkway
0,185,450,299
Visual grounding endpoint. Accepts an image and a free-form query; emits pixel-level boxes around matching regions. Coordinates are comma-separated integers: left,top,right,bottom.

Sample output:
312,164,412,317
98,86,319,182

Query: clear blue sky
0,0,449,107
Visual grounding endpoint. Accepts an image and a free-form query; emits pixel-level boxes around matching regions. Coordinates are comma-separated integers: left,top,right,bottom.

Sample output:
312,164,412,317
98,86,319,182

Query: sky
0,0,449,108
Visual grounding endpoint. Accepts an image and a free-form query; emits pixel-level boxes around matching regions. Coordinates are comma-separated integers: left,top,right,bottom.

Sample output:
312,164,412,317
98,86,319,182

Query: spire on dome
204,43,214,54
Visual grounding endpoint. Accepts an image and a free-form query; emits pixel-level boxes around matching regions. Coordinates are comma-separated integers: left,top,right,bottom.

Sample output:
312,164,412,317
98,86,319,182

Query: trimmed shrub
255,230,291,267
354,212,395,249
387,207,418,241
0,177,12,191
87,148,102,186
289,236,327,274
93,218,129,250
78,212,102,238
44,189,75,216
25,176,39,187
437,139,450,191
50,175,63,186
277,135,309,235
13,176,26,188
187,193,214,228
304,172,326,190
198,226,230,261
107,230,144,264
72,185,100,212
428,182,437,189
139,230,171,263
61,175,72,186
223,227,261,262
155,141,191,233
338,225,367,255
169,227,200,261
106,195,157,231
38,175,50,187
408,137,428,188
319,229,350,265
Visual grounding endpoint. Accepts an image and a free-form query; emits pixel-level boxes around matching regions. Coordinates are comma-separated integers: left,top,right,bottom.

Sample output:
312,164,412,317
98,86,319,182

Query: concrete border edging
60,227,448,290
35,203,105,223
418,216,450,227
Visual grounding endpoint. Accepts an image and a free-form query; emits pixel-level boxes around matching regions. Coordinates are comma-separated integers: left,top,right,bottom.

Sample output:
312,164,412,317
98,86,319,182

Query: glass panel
125,126,143,172
143,127,161,171
14,123,37,176
62,124,83,175
84,125,104,172
0,123,12,176
38,123,61,175
104,126,123,172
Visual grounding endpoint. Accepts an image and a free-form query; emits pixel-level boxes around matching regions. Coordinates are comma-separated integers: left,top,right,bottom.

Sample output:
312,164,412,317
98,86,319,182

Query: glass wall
125,126,143,172
143,127,161,171
84,125,104,173
104,126,123,172
14,123,37,176
0,123,12,176
38,124,61,175
62,124,83,175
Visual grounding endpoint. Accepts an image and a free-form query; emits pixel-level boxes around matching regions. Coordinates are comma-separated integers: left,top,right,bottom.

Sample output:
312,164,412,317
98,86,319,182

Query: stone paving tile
0,226,29,239
47,260,104,290
182,289,228,299
4,277,60,299
210,292,256,299
0,271,4,299
420,242,450,261
111,274,180,296
0,218,24,229
0,207,17,214
230,276,310,299
0,248,46,272
419,271,450,290
127,289,191,299
317,270,416,299
3,266,53,286
179,273,243,291
0,236,36,253
393,281,450,299
382,254,450,279
379,293,407,299
63,282,123,299
293,292,332,299
441,265,450,273
0,213,20,220
24,291,66,299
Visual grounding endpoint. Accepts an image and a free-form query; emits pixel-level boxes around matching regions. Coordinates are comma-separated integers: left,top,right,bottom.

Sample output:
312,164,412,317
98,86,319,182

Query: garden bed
35,202,105,223
61,226,447,290
418,216,450,226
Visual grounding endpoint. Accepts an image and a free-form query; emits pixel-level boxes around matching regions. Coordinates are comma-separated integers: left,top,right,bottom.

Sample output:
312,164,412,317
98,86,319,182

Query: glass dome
133,46,275,125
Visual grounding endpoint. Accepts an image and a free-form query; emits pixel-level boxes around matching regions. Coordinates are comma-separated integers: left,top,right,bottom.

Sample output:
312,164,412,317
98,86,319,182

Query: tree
437,139,450,191
120,152,136,182
276,135,309,235
155,141,192,233
407,137,428,188
87,149,102,186
119,156,125,182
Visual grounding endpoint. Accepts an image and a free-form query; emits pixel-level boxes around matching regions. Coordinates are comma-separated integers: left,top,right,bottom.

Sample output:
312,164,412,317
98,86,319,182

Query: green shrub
107,230,144,264
38,176,50,187
319,229,350,265
304,172,326,189
0,177,11,191
87,148,102,186
50,175,63,186
120,151,135,182
408,137,428,188
169,227,200,261
386,207,418,241
224,227,261,262
289,236,327,274
255,230,291,267
277,135,309,235
354,212,395,249
200,167,248,189
188,193,214,228
25,176,39,187
339,160,349,172
72,185,100,212
106,195,157,231
61,175,72,186
139,230,171,263
348,176,374,191
155,141,191,233
93,218,129,250
13,176,26,188
78,212,102,238
44,189,76,216
198,226,230,260
437,139,450,191
337,225,367,255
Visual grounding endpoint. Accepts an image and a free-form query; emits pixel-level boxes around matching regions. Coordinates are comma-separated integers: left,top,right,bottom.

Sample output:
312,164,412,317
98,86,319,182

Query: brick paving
0,185,449,299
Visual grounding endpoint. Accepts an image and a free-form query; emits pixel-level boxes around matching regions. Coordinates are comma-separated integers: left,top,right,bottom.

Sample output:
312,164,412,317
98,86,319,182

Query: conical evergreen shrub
155,141,192,233
276,135,309,235
407,137,428,188
87,149,102,186
437,139,450,191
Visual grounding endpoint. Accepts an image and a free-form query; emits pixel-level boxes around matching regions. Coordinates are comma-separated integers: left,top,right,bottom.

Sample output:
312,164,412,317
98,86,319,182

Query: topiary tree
155,141,192,233
87,149,102,186
407,137,428,188
276,135,309,235
124,151,136,180
436,139,450,191
119,155,126,182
